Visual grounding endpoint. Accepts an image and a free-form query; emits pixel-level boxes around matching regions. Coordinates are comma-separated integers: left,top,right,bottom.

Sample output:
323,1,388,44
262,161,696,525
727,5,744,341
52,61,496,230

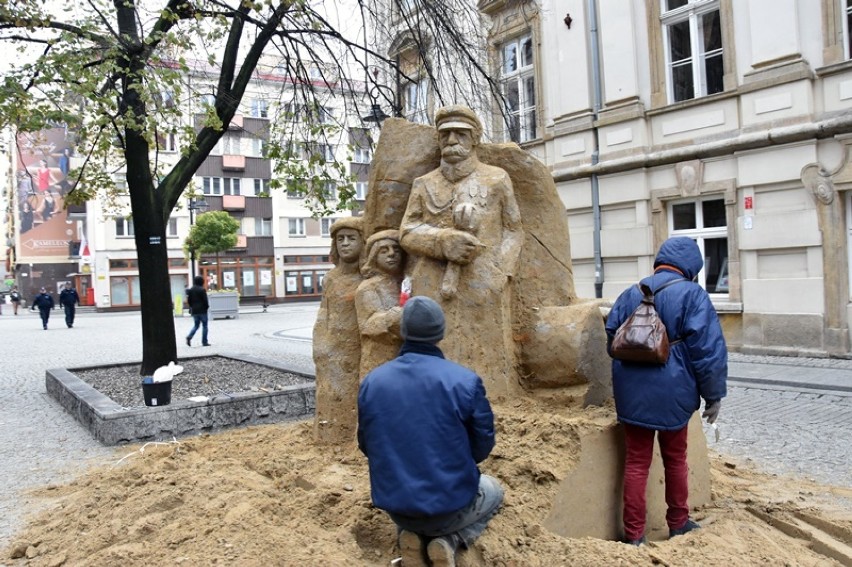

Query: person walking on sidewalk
59,282,80,328
185,275,210,347
605,237,727,546
358,296,503,567
9,285,22,315
31,287,55,330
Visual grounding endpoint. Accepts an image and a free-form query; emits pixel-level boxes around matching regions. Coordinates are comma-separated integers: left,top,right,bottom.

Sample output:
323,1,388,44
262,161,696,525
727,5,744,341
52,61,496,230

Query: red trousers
622,423,689,540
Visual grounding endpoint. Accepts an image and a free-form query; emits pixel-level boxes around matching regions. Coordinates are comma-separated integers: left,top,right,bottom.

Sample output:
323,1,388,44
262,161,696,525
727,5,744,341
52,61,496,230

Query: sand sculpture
312,217,365,445
355,229,405,380
312,106,711,539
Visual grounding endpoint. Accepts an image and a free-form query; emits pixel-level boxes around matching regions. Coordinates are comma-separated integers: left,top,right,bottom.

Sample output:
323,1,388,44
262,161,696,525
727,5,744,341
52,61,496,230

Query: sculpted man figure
400,105,523,394
313,217,364,444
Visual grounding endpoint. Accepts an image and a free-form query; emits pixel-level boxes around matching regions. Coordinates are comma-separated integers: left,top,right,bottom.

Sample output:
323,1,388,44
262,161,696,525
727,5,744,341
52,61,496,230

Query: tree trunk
116,1,177,376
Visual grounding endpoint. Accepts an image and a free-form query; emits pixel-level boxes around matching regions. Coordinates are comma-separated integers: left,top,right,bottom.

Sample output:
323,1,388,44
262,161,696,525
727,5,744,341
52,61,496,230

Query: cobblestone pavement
1,304,850,548
0,304,318,547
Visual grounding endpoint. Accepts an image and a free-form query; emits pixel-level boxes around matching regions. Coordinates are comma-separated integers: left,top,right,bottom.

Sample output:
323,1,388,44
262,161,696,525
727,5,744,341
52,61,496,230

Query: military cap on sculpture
435,105,483,140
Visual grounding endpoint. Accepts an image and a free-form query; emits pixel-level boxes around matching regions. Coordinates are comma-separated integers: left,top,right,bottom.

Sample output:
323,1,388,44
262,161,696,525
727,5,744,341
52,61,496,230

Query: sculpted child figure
312,217,365,445
355,230,406,379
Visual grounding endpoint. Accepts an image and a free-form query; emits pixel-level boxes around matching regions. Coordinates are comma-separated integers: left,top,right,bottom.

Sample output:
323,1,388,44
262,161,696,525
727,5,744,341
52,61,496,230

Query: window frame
320,217,334,237
115,218,135,238
288,217,306,237
255,217,273,236
167,217,178,237
667,196,729,295
660,0,724,104
499,33,537,143
404,77,430,125
354,181,368,200
353,147,372,164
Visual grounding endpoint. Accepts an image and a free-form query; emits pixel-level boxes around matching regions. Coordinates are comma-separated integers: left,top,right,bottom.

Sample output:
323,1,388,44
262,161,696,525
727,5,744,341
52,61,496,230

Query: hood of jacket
654,237,703,280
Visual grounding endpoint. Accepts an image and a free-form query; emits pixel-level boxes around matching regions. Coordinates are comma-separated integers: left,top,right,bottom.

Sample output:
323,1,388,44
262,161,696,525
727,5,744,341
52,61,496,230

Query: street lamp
361,85,401,127
187,198,208,278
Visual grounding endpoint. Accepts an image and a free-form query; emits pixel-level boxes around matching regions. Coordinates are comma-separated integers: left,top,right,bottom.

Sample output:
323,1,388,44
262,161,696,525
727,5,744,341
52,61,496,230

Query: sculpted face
374,239,403,276
336,228,363,263
439,128,475,164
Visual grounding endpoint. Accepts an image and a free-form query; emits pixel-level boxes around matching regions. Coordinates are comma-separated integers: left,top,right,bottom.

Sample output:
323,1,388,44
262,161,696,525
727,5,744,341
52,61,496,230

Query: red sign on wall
744,196,753,210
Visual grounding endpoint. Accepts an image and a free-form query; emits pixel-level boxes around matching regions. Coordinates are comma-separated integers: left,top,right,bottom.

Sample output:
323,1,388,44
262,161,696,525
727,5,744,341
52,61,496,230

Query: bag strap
636,278,689,343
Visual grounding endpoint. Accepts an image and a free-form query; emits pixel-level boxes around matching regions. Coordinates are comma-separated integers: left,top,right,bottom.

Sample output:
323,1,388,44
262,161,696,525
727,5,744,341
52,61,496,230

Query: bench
240,295,269,312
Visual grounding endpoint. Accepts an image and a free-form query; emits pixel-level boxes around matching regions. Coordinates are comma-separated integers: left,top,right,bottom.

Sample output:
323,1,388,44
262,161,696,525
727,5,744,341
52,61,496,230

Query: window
115,218,134,237
199,93,215,107
353,147,372,163
403,78,429,124
846,0,852,59
254,178,270,196
252,137,267,158
286,179,304,198
288,218,306,237
668,197,728,293
501,34,536,143
255,217,273,236
661,0,723,103
221,134,241,155
251,98,269,118
157,132,177,152
320,218,334,237
355,181,368,200
203,177,222,195
167,218,178,237
322,182,337,201
223,177,241,196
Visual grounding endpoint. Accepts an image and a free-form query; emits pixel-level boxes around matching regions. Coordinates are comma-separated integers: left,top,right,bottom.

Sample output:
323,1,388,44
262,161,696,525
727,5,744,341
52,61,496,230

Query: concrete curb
45,353,317,446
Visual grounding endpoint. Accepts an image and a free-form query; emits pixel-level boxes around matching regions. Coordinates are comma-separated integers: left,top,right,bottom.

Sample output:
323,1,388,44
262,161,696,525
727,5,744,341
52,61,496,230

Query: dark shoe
186,337,191,347
426,536,457,567
669,519,700,538
398,530,427,567
202,343,211,347
622,535,646,546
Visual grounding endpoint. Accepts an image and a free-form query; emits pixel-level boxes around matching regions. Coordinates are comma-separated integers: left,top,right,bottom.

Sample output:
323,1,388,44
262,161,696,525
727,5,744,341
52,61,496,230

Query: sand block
543,413,710,541
520,301,612,406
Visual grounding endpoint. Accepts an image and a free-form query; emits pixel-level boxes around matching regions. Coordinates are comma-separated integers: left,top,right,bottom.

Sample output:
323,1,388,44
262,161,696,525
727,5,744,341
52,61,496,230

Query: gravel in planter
74,356,313,409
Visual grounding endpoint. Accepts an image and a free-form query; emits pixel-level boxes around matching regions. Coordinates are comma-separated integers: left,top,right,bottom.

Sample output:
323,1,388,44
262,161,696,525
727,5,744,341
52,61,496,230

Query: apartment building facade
7,61,371,308
372,0,852,357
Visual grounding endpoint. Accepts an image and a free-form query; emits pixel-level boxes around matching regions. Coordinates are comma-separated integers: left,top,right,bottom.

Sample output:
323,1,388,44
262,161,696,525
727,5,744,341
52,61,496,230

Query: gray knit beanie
400,296,445,343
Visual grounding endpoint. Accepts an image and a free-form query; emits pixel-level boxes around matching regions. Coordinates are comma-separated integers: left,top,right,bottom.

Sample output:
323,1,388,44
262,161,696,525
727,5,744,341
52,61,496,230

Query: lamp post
187,198,208,278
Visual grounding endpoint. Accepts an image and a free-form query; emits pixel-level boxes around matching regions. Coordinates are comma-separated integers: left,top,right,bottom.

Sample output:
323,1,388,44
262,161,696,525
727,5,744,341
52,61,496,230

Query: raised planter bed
45,352,316,445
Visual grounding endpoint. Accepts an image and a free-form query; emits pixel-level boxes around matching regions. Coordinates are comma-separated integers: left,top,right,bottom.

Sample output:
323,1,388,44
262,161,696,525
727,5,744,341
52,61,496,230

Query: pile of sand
5,399,851,566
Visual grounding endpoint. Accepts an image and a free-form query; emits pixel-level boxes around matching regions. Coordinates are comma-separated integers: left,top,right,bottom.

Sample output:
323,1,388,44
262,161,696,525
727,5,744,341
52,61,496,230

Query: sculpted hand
442,230,481,265
702,400,721,424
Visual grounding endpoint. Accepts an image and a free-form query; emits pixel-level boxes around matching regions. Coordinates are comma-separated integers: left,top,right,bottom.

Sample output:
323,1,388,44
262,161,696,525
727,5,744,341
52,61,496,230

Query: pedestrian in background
358,296,503,567
59,282,80,328
31,287,55,330
605,236,727,546
9,286,21,315
185,275,210,347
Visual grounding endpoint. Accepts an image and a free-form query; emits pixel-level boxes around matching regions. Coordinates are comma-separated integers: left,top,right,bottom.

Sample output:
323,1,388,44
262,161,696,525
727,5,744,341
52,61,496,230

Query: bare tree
0,0,501,374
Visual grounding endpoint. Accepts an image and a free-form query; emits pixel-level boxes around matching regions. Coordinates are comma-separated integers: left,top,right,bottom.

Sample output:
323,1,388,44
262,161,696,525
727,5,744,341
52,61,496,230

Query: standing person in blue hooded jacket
358,296,503,567
605,237,727,546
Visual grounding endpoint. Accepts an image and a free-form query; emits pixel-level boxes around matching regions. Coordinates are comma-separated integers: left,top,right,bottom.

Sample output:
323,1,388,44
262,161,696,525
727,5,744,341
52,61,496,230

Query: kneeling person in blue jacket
358,296,503,567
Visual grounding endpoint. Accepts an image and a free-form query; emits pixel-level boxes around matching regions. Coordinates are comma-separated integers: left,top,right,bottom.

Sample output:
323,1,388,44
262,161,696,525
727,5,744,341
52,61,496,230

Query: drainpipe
588,0,604,298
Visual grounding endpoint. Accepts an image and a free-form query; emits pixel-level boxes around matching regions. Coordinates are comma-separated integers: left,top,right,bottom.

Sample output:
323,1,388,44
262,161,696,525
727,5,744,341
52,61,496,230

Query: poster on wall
260,270,272,285
243,270,255,286
286,276,297,292
16,128,78,258
223,271,235,288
